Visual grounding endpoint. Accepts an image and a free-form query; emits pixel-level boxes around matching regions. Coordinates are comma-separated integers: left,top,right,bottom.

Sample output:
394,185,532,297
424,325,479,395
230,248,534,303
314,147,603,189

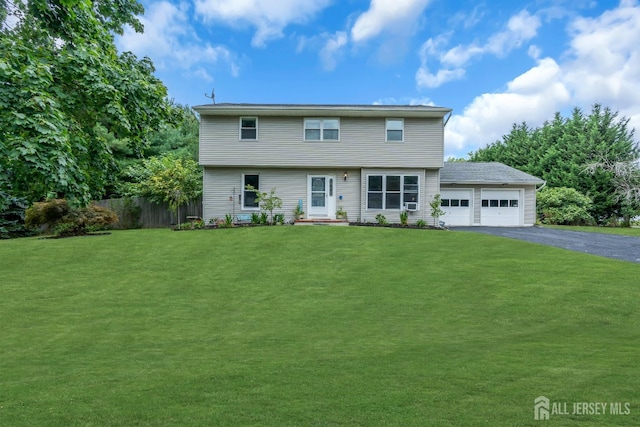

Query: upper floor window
304,118,339,141
240,117,257,140
386,118,404,142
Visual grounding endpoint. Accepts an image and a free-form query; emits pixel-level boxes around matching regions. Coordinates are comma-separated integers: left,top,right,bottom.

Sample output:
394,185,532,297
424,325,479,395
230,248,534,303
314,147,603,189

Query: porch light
343,172,348,181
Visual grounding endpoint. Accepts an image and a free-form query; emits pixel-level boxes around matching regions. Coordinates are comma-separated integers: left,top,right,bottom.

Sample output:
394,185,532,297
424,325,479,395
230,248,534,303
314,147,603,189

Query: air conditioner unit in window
404,202,418,211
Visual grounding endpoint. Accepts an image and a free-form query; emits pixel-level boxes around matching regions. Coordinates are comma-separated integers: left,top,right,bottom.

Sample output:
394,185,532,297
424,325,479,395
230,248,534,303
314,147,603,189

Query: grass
1,227,639,426
541,224,640,236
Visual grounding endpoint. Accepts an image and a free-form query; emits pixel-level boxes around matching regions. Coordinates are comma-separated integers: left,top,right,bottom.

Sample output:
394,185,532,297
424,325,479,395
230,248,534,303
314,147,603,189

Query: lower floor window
367,175,419,209
243,174,259,209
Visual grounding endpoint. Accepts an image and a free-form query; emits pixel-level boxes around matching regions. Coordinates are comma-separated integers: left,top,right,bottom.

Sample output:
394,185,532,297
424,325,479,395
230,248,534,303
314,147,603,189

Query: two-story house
194,103,544,226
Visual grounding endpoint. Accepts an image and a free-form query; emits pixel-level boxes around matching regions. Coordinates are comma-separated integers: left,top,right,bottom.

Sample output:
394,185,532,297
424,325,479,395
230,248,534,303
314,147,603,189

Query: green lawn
541,224,640,236
1,227,639,426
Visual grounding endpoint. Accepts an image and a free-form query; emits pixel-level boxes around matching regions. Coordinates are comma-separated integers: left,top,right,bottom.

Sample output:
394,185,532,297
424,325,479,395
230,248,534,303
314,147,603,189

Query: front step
294,219,349,226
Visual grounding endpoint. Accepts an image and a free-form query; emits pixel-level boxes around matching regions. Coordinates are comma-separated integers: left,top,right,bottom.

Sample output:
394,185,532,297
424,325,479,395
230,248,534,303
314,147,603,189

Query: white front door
308,175,336,218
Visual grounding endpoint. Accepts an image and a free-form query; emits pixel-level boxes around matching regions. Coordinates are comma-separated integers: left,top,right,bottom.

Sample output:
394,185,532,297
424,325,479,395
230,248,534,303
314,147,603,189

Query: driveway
454,226,640,263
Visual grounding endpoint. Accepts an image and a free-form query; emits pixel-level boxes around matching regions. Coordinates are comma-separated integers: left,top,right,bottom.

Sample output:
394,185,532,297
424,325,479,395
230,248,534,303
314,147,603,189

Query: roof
193,103,452,118
441,162,545,185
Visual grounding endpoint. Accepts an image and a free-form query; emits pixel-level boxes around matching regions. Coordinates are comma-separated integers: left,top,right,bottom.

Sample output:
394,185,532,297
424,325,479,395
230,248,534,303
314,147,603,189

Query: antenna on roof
205,88,215,104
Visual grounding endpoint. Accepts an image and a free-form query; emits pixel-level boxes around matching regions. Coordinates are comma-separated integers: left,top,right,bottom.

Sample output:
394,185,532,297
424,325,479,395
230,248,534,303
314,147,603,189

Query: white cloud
443,10,541,66
416,67,465,89
417,10,541,89
563,0,640,114
319,31,348,71
528,45,542,59
443,1,640,158
194,0,331,47
449,6,484,30
444,58,570,157
351,0,431,42
117,1,238,76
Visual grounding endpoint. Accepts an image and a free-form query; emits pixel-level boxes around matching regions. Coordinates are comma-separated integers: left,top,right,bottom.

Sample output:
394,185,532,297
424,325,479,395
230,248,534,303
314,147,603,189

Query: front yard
1,227,638,425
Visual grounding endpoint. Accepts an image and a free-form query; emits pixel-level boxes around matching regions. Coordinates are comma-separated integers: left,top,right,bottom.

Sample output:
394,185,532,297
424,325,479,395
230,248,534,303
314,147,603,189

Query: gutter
536,181,547,192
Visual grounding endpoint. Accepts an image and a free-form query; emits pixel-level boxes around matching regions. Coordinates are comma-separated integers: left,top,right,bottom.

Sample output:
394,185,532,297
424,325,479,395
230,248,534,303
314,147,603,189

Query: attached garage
440,162,545,227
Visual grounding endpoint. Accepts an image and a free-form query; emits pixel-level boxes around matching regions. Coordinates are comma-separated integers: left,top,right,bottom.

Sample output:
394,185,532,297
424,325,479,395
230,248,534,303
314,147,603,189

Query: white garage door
480,189,522,226
440,189,473,226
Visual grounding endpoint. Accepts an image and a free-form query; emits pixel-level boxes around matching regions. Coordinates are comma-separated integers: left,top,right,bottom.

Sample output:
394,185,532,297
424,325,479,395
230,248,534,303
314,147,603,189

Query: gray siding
200,116,444,169
203,167,361,223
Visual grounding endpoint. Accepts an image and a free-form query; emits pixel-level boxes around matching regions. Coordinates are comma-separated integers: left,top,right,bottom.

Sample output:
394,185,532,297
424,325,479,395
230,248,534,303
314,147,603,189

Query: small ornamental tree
537,187,594,225
430,194,446,226
124,155,202,227
246,185,282,225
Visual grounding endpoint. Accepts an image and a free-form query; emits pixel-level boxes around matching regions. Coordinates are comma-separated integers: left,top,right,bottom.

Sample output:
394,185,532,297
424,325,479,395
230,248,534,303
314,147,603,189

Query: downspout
536,181,547,192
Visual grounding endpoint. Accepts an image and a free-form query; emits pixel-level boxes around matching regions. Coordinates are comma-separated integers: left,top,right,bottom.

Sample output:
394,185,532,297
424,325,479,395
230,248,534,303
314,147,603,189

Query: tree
470,105,639,222
585,152,640,225
124,155,202,227
0,0,173,205
429,194,446,227
105,103,200,198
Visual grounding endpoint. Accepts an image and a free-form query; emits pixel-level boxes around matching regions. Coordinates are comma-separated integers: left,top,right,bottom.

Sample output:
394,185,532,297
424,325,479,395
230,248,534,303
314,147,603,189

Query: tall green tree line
470,104,639,221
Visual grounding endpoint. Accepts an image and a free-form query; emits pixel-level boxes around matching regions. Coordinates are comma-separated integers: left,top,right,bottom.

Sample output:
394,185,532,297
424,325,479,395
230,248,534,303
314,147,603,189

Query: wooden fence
93,196,203,229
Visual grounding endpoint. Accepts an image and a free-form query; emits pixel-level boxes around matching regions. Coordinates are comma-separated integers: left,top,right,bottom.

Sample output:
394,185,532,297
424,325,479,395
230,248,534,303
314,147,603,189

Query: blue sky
116,0,639,159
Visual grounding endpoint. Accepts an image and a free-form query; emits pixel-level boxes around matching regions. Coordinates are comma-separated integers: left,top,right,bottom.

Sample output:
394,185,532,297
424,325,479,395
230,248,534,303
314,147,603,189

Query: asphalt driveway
455,226,640,263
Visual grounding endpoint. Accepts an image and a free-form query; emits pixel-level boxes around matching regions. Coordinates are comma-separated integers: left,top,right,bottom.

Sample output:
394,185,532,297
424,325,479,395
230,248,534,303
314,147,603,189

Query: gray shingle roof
193,103,452,117
441,162,545,185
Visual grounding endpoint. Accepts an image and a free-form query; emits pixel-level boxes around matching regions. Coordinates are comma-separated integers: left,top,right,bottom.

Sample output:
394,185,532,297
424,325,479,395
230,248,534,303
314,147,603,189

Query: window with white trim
304,118,339,141
240,117,257,140
243,174,259,209
386,119,404,142
367,175,419,210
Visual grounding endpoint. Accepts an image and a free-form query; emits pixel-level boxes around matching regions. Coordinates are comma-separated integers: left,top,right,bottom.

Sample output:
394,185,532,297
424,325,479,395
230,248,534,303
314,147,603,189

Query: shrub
537,187,594,225
251,212,261,225
259,212,268,225
399,211,409,225
25,200,118,236
218,214,234,228
375,214,388,225
25,199,71,229
0,190,32,239
273,213,285,225
416,219,426,227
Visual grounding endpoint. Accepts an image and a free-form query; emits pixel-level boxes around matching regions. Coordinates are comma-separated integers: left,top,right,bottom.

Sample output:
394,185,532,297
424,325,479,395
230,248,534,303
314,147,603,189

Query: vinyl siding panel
200,116,444,169
202,167,361,223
